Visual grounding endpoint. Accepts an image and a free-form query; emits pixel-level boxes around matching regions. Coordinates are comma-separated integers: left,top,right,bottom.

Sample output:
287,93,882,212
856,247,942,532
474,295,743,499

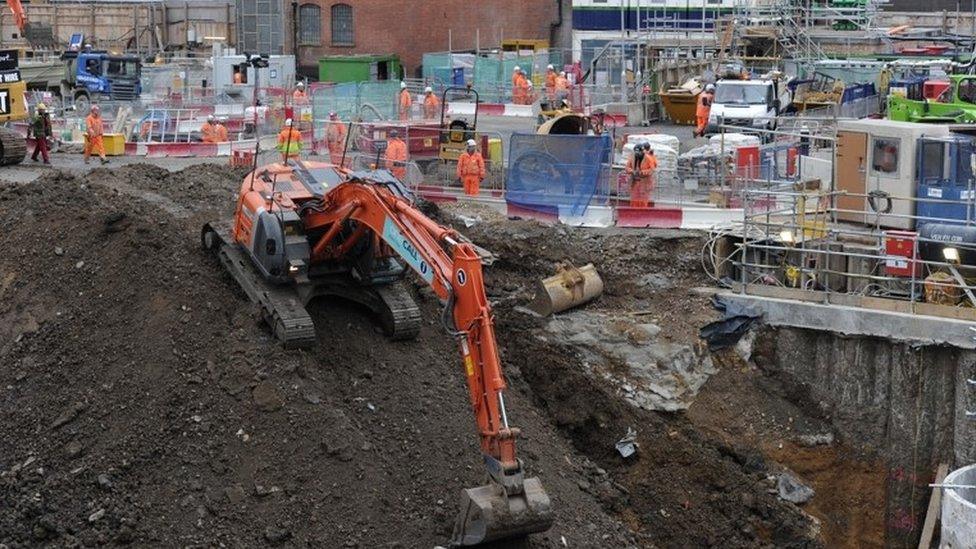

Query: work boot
101,158,109,165
84,159,90,165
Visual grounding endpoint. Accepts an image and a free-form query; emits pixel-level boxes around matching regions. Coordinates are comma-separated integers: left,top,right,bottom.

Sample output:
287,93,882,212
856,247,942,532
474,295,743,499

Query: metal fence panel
506,133,613,216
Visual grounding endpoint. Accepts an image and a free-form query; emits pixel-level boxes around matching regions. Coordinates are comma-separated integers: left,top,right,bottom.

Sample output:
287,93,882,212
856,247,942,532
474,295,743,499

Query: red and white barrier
413,183,741,230
446,102,536,118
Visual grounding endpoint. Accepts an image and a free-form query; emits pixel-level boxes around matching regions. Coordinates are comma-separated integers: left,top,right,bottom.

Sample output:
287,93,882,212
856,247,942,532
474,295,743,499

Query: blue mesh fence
506,133,613,216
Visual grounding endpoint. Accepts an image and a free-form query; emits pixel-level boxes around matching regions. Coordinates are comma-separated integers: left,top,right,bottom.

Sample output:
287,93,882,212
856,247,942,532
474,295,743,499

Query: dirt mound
1,164,822,548
0,165,631,547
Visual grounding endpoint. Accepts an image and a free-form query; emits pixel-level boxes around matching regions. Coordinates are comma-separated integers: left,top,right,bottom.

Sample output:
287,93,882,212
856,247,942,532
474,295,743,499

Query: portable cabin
835,118,950,229
317,54,402,83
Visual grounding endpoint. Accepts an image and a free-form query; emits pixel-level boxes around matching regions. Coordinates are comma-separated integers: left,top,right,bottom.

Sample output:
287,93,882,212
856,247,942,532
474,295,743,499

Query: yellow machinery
438,86,479,162
0,49,27,165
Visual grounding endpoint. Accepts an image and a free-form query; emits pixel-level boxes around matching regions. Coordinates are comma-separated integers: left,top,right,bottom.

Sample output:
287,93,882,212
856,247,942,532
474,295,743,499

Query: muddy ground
0,164,883,547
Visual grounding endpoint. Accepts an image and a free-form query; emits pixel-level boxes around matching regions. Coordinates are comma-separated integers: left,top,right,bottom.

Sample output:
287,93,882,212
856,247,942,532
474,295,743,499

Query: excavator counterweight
203,161,552,545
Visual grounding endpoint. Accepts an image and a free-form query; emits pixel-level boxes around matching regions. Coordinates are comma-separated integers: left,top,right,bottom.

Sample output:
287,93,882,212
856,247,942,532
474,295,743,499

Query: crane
201,161,553,545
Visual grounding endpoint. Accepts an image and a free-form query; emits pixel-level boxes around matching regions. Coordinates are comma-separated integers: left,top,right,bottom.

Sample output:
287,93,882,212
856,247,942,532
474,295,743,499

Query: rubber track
204,223,317,349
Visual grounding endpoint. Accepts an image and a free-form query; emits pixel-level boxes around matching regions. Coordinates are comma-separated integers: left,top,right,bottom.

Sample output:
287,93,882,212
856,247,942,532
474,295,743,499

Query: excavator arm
6,0,25,34
300,173,552,545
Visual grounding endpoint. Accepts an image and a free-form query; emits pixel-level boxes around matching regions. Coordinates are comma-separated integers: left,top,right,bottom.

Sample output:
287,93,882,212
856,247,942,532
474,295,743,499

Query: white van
707,78,785,135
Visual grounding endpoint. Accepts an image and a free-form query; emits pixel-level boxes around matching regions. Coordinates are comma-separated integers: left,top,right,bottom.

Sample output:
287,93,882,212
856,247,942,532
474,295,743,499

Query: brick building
285,0,570,78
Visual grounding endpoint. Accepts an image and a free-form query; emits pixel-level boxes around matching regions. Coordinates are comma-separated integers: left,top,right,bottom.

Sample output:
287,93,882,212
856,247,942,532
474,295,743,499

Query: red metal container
923,80,951,100
884,230,921,277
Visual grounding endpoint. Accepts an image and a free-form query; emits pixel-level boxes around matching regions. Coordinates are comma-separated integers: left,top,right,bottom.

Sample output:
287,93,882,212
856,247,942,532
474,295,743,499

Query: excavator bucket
528,262,604,316
452,477,552,546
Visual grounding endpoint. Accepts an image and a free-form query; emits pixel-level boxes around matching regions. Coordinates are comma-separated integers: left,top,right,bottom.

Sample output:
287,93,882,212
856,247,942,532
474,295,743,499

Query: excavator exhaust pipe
452,477,553,546
528,263,604,316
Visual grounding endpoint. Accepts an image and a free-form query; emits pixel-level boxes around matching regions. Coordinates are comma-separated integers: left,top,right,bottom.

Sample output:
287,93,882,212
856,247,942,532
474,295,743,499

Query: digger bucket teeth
451,477,552,546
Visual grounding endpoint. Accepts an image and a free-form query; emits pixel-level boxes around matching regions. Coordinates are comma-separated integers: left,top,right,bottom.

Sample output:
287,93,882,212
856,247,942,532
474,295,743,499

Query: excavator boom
203,163,552,545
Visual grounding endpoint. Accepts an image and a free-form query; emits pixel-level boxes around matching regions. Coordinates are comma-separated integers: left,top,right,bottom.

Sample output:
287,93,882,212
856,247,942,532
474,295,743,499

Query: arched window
298,4,321,46
331,3,353,46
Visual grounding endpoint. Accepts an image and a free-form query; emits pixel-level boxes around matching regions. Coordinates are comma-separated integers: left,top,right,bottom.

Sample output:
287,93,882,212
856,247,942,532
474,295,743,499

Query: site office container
834,118,950,230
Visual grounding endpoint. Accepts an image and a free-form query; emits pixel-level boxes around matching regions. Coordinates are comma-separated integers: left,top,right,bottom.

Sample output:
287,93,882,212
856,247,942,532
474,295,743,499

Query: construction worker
30,103,52,164
555,71,570,106
398,81,412,121
512,67,528,105
200,114,228,143
524,81,537,105
277,118,302,163
385,128,408,180
325,112,347,165
695,83,715,138
625,142,657,208
423,86,440,119
456,138,486,197
545,64,557,101
84,104,108,165
293,81,308,103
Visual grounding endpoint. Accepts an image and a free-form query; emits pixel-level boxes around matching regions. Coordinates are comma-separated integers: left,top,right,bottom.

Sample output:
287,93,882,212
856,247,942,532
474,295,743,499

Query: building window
331,3,353,46
871,137,900,177
299,4,321,46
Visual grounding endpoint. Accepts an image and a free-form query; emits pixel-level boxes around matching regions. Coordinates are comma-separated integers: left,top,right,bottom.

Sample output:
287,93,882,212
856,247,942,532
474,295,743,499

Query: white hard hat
705,83,715,91
207,114,215,121
91,104,100,112
297,81,305,87
285,118,293,126
400,81,407,89
425,86,433,93
560,71,566,76
466,139,477,147
514,65,521,72
527,81,533,87
547,64,554,70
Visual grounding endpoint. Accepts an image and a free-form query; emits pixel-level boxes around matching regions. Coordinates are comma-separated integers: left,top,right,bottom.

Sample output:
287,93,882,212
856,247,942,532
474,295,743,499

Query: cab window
84,57,102,76
871,137,900,177
958,79,976,104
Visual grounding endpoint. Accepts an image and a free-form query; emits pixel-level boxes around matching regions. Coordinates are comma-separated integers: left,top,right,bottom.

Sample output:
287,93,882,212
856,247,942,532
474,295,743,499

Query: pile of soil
1,163,822,548
0,166,631,547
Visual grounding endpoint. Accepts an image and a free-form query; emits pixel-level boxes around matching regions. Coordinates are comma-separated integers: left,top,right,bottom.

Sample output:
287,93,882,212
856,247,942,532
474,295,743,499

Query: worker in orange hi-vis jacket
385,128,409,180
456,139,486,197
695,83,715,138
512,66,529,105
325,112,348,165
84,104,108,165
423,86,441,119
554,71,570,105
277,118,302,163
625,142,657,208
398,81,412,121
292,81,308,103
545,64,557,101
200,114,228,143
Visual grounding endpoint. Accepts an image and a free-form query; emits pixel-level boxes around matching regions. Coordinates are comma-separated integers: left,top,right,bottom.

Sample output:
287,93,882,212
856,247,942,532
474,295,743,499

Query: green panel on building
318,54,402,83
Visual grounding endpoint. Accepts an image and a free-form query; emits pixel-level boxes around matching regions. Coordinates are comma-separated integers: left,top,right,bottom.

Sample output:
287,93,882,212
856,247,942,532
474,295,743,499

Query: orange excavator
201,161,552,545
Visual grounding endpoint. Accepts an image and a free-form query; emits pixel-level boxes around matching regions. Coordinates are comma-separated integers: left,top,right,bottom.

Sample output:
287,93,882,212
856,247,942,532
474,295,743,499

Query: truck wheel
74,92,91,112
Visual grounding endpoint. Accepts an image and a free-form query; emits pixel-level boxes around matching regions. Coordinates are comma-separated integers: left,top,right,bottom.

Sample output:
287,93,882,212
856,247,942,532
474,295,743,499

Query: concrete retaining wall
755,327,976,545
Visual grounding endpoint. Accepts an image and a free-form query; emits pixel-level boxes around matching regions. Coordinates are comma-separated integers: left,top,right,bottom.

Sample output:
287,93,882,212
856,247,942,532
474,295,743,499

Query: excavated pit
0,163,896,547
